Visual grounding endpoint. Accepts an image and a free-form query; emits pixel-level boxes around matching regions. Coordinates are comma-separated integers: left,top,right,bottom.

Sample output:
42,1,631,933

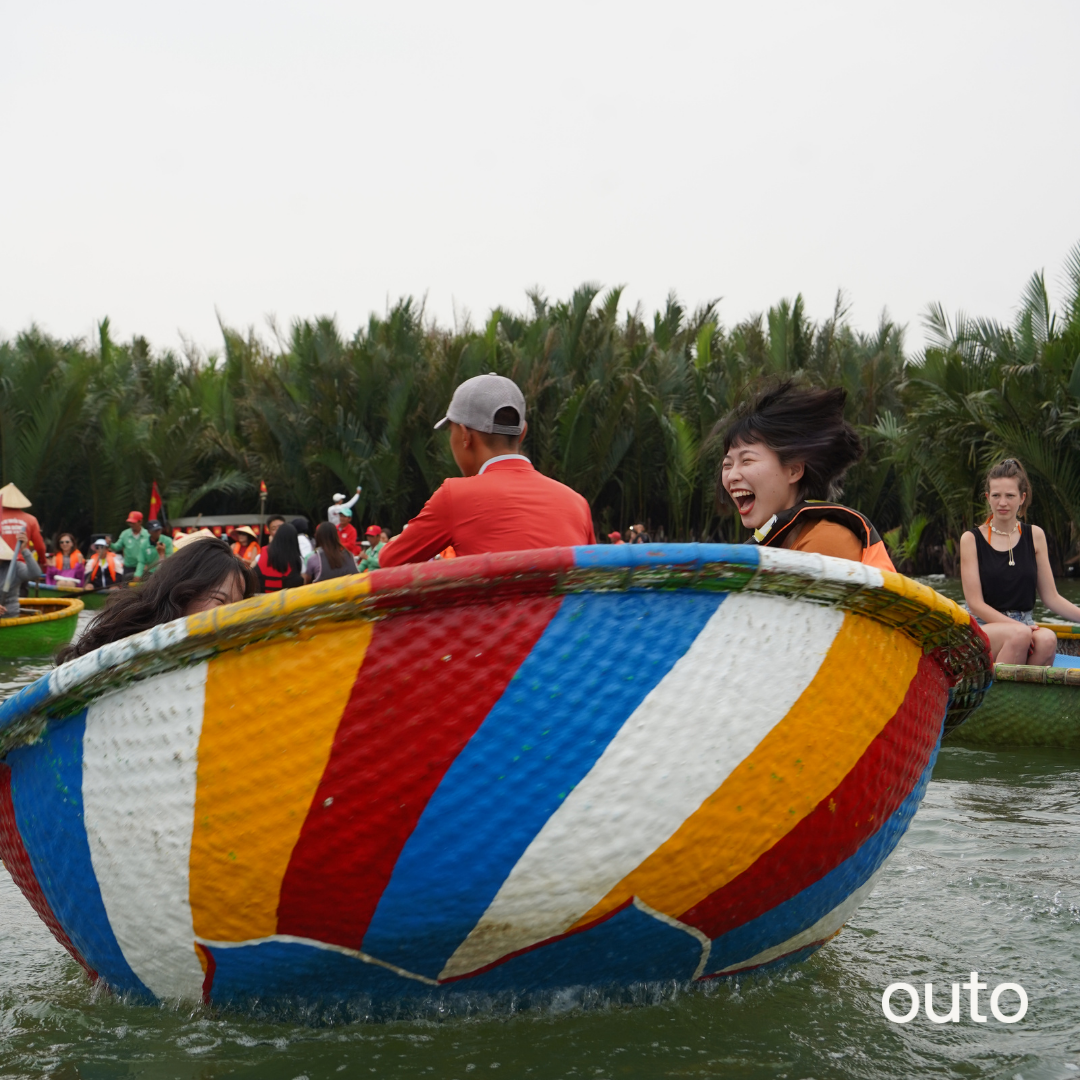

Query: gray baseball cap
434,373,526,435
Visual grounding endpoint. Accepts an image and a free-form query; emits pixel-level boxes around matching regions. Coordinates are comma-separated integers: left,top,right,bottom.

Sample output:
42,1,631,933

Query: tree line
3,243,1079,576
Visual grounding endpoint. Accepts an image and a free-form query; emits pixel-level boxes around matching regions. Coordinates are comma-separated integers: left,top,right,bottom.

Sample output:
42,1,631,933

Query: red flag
148,481,163,523
259,479,267,495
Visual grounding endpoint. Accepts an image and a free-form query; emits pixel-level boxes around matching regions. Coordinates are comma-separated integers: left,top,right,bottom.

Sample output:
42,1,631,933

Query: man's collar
477,454,532,475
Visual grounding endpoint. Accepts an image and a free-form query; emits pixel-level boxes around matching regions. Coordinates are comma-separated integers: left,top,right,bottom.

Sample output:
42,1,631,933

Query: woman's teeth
731,489,755,514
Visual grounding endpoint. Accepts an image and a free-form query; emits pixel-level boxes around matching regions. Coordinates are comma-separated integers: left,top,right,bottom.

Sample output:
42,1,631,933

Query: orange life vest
85,551,119,585
51,550,85,569
748,501,896,572
232,540,259,561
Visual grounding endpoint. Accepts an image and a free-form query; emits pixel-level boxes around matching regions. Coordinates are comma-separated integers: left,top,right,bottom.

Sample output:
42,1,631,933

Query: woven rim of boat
0,596,84,629
994,662,1080,684
0,544,991,755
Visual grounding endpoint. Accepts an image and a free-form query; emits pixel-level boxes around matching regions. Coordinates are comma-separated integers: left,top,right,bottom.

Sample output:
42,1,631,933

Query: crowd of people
4,373,1077,673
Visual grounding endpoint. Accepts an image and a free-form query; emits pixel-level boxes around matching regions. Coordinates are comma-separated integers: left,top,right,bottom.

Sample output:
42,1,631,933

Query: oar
3,535,25,594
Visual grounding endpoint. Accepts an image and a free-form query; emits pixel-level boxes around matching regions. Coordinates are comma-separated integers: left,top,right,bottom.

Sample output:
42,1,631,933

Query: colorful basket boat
31,582,112,610
0,596,83,658
0,545,990,1009
943,622,1080,749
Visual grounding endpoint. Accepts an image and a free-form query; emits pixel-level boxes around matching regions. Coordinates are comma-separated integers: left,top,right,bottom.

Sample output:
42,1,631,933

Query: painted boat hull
0,597,83,658
0,545,990,1008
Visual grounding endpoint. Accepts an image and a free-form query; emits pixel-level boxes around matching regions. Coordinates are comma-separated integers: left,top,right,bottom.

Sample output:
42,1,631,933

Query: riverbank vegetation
3,243,1079,575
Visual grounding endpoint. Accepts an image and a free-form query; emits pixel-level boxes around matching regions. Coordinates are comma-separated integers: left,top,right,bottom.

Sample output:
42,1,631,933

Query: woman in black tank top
960,459,1080,665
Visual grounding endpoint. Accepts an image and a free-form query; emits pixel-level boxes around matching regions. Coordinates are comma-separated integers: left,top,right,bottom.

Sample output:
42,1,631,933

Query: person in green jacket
111,511,151,583
360,525,385,571
140,519,175,575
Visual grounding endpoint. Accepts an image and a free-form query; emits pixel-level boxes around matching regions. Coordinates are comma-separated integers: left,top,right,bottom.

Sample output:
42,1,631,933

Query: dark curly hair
56,537,256,664
715,379,863,506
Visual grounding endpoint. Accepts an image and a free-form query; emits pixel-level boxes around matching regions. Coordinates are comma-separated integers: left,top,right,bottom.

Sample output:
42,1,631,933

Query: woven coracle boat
31,582,112,610
0,597,84,658
0,545,990,1008
943,623,1080,749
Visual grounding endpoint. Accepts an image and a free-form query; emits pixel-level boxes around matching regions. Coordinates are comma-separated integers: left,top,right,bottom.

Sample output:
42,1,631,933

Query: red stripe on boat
275,595,563,949
679,653,947,940
0,762,97,980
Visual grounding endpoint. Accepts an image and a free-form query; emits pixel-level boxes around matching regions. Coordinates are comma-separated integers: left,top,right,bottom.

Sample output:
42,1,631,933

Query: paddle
3,535,25,594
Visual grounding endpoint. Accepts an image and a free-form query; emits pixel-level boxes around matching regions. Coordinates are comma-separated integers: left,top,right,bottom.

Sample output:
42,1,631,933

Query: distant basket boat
31,582,112,610
0,596,83,658
943,623,1080,749
0,545,990,1008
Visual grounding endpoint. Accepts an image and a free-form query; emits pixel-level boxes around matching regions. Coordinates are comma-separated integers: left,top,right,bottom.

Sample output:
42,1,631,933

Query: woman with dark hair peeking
960,458,1080,665
256,521,305,592
56,537,256,663
312,521,358,582
716,379,895,570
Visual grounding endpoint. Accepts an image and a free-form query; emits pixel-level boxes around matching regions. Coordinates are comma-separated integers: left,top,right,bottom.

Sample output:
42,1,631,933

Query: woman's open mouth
731,488,756,516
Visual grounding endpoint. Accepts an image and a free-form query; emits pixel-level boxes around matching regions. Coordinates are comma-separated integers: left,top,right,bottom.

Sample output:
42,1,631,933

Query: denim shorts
973,609,1035,627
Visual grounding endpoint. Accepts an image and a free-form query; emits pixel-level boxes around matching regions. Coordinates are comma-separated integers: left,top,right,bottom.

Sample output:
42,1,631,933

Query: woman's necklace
989,521,1020,566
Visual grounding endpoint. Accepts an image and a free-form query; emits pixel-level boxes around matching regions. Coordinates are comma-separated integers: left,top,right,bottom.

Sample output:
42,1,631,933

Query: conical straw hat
173,528,216,551
0,483,31,509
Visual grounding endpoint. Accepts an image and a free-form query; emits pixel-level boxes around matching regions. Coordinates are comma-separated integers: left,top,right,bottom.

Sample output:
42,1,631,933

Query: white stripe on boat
82,664,208,1002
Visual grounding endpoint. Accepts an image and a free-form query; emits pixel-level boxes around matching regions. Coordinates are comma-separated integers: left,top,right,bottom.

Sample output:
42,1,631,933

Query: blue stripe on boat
572,542,760,570
447,901,704,992
361,589,727,979
207,941,419,1007
704,743,940,974
0,673,55,736
7,711,152,998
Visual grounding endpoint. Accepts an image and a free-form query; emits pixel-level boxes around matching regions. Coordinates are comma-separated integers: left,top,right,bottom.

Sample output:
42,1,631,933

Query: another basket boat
943,622,1080,749
0,597,84,658
0,545,990,1009
31,582,112,611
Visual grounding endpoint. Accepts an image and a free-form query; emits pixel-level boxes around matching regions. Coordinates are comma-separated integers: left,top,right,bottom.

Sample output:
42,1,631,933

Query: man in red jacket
0,483,47,564
379,374,595,567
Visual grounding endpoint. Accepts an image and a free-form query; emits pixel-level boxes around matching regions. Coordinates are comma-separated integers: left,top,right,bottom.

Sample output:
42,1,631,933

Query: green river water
2,590,1078,1080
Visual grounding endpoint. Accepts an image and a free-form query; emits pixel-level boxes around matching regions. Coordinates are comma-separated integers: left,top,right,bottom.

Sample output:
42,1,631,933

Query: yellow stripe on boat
571,612,920,927
189,621,374,942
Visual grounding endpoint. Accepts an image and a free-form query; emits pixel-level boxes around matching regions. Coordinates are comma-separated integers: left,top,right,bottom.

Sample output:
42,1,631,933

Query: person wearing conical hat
0,482,47,565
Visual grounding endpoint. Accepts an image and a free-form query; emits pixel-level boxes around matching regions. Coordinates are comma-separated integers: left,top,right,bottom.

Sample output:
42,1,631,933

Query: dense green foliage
3,244,1080,574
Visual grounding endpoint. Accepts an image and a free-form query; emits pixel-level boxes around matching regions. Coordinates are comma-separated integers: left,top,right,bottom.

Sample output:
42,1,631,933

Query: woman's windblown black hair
56,538,256,664
715,379,863,505
267,522,302,574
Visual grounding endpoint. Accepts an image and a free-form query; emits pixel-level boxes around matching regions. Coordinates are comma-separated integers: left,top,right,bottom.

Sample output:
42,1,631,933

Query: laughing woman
960,458,1080,665
717,380,895,570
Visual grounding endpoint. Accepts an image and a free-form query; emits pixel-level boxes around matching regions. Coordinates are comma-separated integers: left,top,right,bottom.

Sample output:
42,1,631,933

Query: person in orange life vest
717,380,895,571
336,507,360,555
607,530,624,545
0,482,47,564
45,533,86,585
84,538,122,591
231,525,261,566
379,374,595,567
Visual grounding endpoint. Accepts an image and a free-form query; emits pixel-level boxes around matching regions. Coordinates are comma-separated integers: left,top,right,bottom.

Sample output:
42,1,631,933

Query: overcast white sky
3,2,1079,356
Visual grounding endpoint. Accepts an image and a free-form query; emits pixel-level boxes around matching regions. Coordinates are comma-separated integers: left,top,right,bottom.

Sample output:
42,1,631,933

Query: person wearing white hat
379,374,596,567
0,482,47,565
328,485,362,527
